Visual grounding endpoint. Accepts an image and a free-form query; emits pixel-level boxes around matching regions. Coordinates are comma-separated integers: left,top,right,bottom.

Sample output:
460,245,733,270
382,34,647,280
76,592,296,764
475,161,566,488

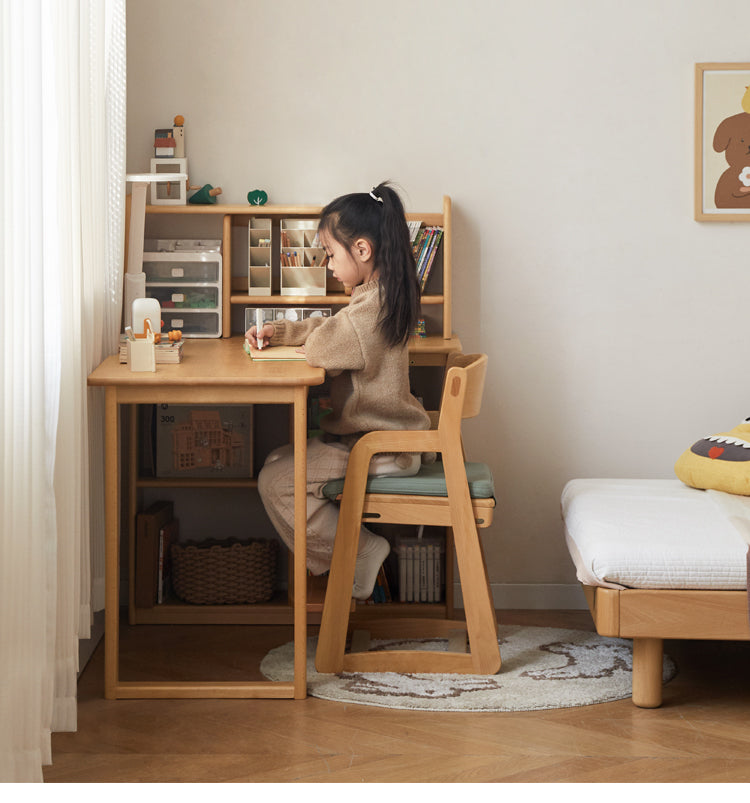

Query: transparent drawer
148,286,219,309
143,261,220,283
161,310,220,338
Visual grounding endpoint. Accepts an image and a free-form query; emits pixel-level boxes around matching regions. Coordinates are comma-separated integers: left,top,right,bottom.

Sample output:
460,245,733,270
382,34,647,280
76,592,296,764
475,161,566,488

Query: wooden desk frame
89,339,325,699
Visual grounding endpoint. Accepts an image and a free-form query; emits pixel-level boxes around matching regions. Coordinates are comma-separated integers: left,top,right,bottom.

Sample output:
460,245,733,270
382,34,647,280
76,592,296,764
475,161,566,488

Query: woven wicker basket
171,538,279,605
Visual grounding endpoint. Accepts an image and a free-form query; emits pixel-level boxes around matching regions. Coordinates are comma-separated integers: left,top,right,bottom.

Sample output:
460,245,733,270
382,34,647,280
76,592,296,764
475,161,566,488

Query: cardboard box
156,405,253,478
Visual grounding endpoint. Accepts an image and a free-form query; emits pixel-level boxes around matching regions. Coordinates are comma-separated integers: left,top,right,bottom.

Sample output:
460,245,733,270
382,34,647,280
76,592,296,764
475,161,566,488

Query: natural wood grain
43,610,750,783
585,584,750,708
88,339,325,698
316,354,500,675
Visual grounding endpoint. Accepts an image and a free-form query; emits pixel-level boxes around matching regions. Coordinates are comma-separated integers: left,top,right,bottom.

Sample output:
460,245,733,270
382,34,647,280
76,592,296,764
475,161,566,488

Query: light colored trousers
257,436,418,574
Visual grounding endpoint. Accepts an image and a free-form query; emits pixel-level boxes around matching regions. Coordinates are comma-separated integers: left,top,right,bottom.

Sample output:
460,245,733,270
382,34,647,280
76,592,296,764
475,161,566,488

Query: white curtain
0,0,126,782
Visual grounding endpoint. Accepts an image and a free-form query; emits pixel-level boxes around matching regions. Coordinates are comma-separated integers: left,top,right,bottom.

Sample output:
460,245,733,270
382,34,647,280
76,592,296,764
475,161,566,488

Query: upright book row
398,538,443,603
412,226,444,292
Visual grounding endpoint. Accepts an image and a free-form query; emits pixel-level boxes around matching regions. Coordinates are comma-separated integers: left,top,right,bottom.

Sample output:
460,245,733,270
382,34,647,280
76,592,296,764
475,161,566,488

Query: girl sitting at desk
246,182,430,600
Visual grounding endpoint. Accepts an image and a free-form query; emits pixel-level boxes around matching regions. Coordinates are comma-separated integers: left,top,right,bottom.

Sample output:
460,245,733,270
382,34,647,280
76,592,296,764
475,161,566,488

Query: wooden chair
315,353,501,675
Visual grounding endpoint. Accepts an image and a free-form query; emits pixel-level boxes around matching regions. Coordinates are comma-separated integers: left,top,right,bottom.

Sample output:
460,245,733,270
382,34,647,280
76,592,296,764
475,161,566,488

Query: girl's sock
352,533,390,600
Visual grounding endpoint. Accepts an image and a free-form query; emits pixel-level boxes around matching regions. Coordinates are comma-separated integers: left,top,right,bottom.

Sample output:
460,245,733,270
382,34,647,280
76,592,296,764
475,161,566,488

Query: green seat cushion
321,461,495,501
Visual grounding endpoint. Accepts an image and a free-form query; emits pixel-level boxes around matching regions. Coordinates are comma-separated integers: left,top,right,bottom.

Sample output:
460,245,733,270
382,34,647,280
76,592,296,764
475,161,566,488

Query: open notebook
243,339,307,361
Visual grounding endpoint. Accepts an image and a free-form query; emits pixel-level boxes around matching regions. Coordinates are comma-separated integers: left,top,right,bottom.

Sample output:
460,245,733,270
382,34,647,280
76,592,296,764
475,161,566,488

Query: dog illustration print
713,88,750,208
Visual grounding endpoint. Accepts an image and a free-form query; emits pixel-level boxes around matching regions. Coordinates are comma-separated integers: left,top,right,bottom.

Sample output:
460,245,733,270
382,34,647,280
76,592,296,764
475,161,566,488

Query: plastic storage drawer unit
142,244,222,338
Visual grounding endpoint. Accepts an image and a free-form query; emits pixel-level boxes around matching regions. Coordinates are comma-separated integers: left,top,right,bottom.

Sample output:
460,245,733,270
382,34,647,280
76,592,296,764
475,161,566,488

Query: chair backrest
437,353,488,435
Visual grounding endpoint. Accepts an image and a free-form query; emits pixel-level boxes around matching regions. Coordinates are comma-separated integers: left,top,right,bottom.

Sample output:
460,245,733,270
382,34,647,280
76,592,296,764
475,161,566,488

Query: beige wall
127,0,750,607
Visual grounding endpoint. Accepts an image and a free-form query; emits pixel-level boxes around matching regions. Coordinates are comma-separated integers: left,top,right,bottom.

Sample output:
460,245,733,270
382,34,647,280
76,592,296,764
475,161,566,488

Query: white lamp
123,172,186,329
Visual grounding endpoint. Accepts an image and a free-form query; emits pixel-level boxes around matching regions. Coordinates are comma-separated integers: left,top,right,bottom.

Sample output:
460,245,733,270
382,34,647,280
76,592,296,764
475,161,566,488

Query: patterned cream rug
261,625,677,712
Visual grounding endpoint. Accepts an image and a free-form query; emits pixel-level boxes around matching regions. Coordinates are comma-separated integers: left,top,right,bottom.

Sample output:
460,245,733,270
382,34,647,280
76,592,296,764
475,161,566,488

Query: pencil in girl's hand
255,308,264,349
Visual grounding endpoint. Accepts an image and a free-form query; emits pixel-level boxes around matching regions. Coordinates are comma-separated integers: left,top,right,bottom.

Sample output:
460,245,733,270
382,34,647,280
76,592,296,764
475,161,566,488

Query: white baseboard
454,583,589,610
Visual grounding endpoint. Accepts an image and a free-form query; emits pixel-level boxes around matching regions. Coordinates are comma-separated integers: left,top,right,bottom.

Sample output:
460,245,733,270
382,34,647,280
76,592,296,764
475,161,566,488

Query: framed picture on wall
695,62,750,221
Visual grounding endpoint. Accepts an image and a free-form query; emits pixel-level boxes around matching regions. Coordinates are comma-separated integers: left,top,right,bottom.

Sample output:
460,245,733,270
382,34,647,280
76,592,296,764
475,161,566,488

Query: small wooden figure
172,115,185,158
154,129,175,157
188,184,222,204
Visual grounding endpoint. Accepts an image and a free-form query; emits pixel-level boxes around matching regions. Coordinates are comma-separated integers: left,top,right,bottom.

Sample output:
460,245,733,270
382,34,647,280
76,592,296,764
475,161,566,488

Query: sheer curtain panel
0,0,126,782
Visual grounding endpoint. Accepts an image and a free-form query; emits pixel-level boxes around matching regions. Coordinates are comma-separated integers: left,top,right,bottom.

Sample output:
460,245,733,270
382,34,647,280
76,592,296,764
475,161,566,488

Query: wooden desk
88,337,325,699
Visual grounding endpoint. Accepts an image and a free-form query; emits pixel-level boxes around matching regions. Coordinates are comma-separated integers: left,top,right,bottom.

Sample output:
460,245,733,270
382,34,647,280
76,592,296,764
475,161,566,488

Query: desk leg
104,388,120,700
293,386,308,699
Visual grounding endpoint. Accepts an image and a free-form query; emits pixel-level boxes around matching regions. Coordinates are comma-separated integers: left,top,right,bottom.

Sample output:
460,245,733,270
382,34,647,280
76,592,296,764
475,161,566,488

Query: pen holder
127,334,156,372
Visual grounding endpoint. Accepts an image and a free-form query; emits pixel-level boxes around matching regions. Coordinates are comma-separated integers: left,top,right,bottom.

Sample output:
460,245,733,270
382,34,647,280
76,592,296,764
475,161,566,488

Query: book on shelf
243,339,307,361
157,519,179,604
365,565,392,604
412,226,443,292
398,538,442,603
119,335,184,364
135,500,174,608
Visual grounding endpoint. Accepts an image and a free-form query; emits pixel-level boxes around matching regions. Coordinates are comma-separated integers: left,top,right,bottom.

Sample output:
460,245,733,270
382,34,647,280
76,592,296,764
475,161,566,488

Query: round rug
261,626,677,712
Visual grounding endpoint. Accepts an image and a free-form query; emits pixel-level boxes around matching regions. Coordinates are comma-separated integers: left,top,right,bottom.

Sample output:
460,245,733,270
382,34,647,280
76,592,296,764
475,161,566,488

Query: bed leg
631,637,663,708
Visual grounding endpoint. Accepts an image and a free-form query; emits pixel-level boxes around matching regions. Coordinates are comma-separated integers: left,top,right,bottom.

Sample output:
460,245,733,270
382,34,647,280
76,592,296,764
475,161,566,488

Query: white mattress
561,478,748,590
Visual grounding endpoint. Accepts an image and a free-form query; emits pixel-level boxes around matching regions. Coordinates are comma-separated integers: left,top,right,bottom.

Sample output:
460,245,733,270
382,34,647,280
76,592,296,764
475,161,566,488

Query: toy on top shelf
154,115,185,158
150,115,189,205
247,189,268,206
150,157,189,205
188,184,222,205
172,115,185,158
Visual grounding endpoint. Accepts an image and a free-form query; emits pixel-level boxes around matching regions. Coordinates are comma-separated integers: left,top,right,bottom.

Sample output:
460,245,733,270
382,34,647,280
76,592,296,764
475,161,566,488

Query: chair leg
315,504,362,673
445,527,455,619
454,523,501,674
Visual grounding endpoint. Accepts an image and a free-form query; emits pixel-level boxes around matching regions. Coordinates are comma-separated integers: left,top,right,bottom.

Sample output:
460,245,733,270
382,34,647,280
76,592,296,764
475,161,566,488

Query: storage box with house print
155,405,253,478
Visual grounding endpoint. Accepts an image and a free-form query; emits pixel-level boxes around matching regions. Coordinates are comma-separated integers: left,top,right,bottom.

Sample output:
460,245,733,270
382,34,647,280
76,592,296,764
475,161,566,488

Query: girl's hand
245,323,274,349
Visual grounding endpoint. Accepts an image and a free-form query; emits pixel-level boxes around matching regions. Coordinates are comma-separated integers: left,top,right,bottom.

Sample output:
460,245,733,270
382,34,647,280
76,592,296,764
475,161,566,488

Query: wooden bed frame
584,584,750,707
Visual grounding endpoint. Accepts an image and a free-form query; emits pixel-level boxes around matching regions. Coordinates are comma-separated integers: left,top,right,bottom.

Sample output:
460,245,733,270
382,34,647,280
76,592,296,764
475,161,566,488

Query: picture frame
695,63,750,221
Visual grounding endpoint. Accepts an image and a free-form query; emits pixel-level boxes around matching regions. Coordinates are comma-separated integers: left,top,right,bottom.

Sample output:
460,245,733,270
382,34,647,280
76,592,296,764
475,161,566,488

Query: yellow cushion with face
675,418,750,495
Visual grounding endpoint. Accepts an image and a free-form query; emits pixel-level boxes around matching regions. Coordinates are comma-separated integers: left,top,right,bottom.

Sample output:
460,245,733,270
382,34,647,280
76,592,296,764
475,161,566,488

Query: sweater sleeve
270,313,365,373
303,312,365,372
269,317,323,346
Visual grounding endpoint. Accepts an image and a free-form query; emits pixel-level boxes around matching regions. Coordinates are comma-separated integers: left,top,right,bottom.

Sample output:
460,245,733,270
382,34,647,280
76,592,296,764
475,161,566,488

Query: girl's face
319,230,376,288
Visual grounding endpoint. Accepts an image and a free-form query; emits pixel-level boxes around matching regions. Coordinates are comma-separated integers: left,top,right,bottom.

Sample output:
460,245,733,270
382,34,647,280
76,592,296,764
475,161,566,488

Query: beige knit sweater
270,279,430,441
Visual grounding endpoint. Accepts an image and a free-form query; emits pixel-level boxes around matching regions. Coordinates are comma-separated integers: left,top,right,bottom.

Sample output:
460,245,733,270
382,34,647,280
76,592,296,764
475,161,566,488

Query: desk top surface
88,336,326,388
88,334,463,389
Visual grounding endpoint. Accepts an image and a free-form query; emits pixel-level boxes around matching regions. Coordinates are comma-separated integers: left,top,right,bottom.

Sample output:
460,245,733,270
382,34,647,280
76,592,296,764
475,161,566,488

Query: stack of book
412,226,444,292
119,335,184,364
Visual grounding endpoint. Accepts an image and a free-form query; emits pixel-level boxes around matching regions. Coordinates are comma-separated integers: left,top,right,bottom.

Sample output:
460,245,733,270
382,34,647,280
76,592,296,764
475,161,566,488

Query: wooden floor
43,610,750,783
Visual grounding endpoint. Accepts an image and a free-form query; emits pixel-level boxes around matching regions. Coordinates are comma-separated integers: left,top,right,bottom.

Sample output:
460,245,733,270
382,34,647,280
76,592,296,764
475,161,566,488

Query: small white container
127,337,156,372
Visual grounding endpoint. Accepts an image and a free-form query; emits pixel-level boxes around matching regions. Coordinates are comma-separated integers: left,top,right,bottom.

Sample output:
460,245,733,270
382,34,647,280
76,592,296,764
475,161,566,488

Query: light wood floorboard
43,610,750,783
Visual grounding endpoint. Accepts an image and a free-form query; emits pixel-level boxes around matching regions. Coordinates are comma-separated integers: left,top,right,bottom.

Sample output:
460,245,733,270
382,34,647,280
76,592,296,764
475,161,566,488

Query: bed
561,478,750,707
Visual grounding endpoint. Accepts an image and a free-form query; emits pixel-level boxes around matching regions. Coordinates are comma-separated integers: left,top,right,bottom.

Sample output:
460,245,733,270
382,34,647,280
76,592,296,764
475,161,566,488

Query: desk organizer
247,219,328,296
142,240,222,337
170,538,279,605
127,337,156,372
280,220,326,295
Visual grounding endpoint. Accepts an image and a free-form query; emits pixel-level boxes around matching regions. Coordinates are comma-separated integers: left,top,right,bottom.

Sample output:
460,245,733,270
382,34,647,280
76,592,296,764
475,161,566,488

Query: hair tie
369,187,384,204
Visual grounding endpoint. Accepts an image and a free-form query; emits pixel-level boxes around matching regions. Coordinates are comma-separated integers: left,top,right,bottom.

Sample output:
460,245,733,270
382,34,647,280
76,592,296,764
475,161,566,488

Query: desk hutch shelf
126,196,459,627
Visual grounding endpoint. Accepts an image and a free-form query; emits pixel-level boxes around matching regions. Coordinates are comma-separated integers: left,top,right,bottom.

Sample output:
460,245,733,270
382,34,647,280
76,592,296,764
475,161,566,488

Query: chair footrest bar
341,650,499,674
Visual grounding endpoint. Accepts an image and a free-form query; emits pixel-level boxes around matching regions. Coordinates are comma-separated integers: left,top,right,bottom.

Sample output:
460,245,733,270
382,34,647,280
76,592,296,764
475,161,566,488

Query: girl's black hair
319,181,420,347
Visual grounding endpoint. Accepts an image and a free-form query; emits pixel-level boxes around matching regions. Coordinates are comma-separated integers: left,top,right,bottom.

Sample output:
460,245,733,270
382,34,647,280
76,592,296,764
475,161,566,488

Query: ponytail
319,181,420,347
